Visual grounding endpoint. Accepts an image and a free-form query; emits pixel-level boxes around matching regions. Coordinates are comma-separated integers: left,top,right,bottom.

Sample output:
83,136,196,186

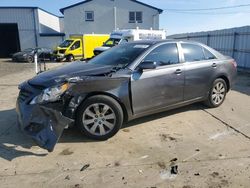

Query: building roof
0,6,62,18
60,0,163,14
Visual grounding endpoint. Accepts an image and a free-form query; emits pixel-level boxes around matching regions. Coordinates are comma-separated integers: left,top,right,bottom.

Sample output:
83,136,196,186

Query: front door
70,40,82,59
131,43,184,115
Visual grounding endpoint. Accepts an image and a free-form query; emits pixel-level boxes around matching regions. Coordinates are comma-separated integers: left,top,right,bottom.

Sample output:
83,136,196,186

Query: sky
1,0,250,35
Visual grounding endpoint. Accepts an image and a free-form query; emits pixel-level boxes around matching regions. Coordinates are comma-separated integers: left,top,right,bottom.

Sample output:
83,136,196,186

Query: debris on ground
80,164,90,171
170,165,178,175
140,155,149,159
138,169,143,174
157,162,166,169
211,172,219,177
65,175,70,180
182,186,192,188
170,158,178,162
159,134,177,142
160,169,177,180
60,148,74,156
73,184,80,188
114,161,120,166
195,149,200,152
194,173,200,176
122,129,130,132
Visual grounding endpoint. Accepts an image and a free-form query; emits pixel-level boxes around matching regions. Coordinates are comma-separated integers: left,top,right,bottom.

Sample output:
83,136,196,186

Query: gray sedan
16,40,237,151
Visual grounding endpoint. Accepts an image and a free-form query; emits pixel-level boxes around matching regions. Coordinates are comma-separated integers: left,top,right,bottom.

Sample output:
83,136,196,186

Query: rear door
180,43,218,100
131,43,184,115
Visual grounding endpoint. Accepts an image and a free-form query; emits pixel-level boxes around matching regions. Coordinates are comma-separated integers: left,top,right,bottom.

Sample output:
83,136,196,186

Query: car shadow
0,104,204,161
0,109,47,161
123,103,203,128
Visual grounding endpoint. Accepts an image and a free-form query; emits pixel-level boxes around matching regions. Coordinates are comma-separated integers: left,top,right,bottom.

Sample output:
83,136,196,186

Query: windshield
103,38,121,47
59,40,74,48
23,48,34,52
88,43,150,67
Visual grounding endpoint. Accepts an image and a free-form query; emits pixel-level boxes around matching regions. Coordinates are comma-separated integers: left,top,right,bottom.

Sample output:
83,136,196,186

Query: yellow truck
54,34,109,62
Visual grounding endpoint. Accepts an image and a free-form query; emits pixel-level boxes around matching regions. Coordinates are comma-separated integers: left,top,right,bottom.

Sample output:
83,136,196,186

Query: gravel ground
0,59,250,188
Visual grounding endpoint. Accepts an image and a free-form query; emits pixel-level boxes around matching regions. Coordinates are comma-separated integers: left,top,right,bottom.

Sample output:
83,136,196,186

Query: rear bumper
16,97,73,152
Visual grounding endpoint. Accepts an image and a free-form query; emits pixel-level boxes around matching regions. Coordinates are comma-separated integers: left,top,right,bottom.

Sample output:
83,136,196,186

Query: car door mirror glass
139,61,157,70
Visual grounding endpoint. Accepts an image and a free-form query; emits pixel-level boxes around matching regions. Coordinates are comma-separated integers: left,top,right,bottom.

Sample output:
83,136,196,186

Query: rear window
203,48,216,60
182,43,205,62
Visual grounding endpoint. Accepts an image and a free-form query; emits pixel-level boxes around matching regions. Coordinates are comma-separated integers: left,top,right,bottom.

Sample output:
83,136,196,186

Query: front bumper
53,53,65,60
16,95,73,152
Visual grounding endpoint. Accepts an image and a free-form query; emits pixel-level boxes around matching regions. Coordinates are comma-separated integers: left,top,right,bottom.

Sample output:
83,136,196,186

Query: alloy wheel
211,82,226,105
82,103,116,136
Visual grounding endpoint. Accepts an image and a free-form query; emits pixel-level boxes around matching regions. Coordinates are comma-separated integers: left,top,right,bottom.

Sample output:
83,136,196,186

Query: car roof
129,39,205,45
129,39,224,59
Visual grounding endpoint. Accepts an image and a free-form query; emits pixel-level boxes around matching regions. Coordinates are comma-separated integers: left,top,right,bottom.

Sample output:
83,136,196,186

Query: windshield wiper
111,64,126,72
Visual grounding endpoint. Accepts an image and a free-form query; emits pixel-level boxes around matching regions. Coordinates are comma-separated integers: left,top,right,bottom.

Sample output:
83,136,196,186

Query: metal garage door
0,23,20,58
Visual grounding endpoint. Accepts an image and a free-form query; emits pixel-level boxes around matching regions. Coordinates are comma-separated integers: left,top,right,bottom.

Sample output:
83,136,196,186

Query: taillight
230,60,237,68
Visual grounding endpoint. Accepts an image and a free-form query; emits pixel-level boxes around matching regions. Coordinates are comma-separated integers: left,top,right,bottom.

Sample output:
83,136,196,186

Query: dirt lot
0,59,250,188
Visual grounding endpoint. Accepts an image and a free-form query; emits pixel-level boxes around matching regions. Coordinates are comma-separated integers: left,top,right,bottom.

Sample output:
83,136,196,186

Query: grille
59,49,66,54
18,90,32,102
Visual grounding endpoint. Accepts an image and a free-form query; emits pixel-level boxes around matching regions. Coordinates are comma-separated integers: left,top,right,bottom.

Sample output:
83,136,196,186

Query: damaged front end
16,81,74,152
16,73,131,152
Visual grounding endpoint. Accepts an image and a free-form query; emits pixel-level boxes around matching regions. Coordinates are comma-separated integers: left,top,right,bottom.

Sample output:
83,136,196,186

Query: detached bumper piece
17,102,73,152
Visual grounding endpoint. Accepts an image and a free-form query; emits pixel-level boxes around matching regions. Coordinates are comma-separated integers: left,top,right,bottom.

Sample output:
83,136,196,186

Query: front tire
27,56,33,63
204,78,227,108
67,55,74,62
76,95,123,140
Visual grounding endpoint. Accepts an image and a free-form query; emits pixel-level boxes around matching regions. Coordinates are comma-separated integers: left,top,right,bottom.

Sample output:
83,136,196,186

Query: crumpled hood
28,62,114,88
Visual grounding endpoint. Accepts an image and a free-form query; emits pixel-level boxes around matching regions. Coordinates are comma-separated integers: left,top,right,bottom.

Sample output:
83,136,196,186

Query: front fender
64,76,133,121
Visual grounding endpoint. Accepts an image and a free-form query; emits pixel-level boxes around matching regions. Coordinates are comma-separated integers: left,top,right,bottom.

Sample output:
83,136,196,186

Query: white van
93,29,166,55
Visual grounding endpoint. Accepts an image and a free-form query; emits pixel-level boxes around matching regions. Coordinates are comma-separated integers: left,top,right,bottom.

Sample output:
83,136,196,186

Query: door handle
212,63,217,68
175,69,182,74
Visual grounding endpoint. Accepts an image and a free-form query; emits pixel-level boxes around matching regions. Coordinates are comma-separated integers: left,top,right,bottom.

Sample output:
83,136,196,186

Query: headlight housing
30,83,69,104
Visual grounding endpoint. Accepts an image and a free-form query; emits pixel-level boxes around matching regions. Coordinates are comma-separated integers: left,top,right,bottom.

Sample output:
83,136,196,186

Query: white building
0,7,64,57
60,0,163,36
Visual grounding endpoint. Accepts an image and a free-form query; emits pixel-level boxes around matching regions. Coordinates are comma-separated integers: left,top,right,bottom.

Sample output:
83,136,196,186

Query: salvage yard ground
0,59,250,188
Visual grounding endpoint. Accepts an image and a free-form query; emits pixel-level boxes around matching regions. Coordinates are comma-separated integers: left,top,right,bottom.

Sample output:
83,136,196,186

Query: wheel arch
216,75,230,92
77,91,129,123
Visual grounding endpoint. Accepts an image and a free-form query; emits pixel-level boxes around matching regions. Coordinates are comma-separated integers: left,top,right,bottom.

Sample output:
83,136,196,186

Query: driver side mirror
138,61,157,70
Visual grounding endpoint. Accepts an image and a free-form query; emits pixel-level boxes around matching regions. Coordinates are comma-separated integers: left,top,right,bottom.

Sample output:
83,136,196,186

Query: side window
143,43,179,66
71,41,80,50
182,43,205,62
203,48,216,60
85,11,94,21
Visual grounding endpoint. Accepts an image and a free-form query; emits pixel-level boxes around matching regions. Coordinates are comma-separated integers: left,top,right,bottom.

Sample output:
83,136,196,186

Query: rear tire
76,95,123,140
204,78,227,108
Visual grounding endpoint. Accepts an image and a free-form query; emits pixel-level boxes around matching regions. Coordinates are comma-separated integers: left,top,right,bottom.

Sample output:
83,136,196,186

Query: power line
163,4,250,12
166,11,250,15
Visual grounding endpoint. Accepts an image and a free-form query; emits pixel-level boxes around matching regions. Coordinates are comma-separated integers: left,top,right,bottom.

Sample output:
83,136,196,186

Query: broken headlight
30,83,69,104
